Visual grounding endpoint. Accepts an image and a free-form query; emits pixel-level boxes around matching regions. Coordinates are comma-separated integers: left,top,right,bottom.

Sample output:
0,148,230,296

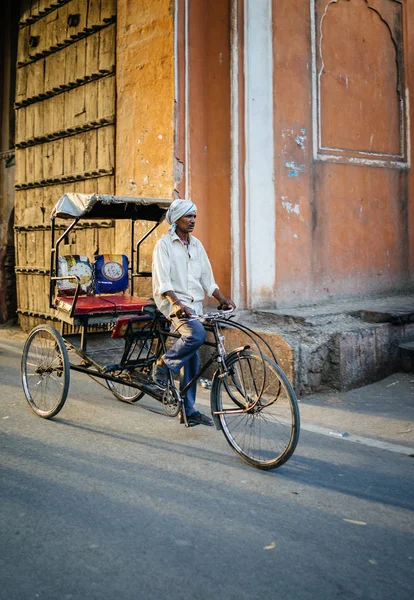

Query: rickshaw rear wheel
106,342,154,404
21,325,70,419
106,377,145,404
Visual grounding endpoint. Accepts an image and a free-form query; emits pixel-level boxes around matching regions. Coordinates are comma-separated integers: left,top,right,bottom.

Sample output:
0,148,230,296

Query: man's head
176,210,196,235
166,199,197,234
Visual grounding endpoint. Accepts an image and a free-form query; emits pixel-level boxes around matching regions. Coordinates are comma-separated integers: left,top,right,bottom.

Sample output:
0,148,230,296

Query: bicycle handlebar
200,307,235,321
170,307,235,331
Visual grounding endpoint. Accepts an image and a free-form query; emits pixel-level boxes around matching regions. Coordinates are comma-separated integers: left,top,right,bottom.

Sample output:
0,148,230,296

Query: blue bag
94,254,129,294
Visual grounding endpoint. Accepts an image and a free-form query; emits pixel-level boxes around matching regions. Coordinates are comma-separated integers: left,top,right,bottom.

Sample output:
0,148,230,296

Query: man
152,199,236,426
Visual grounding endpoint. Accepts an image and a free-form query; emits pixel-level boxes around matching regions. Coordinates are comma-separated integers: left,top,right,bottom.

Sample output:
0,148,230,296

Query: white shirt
152,230,218,316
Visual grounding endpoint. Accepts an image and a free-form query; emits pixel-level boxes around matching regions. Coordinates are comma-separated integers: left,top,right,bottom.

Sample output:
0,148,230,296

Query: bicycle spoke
22,326,69,418
214,350,300,469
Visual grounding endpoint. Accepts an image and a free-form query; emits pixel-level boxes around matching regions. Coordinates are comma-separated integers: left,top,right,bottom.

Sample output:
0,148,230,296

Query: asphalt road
1,336,413,600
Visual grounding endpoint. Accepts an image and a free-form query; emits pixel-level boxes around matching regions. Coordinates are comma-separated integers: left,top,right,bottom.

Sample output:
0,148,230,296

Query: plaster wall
115,0,175,294
243,0,275,308
273,0,413,307
116,0,175,201
179,0,413,310
186,0,232,298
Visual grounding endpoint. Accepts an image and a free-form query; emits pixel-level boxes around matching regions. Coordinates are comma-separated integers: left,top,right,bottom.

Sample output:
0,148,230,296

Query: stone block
316,322,414,391
198,324,294,385
399,341,414,373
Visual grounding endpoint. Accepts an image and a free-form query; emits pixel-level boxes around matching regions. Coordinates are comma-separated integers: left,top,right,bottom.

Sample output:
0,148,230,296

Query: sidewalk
1,322,413,452
297,373,414,450
195,373,414,453
0,321,26,341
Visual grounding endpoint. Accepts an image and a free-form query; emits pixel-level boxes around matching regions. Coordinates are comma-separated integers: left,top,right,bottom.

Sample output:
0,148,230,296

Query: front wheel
212,350,300,470
21,325,70,419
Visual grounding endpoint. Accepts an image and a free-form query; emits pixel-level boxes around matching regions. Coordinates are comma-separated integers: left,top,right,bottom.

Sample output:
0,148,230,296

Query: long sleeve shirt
152,230,219,316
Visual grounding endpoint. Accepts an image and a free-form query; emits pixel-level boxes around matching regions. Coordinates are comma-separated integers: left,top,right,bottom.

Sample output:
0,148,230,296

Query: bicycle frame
151,315,271,425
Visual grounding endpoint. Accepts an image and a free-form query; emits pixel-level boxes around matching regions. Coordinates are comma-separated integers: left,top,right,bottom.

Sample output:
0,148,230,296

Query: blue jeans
162,314,207,416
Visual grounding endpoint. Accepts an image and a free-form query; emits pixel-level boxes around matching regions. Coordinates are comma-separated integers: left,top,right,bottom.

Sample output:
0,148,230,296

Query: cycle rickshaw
21,193,300,470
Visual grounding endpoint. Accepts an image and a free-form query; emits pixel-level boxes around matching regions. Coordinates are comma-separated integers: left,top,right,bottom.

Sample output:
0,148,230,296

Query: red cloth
55,295,153,315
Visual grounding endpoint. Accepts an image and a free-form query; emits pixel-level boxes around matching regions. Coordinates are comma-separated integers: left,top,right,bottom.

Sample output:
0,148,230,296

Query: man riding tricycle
21,193,300,470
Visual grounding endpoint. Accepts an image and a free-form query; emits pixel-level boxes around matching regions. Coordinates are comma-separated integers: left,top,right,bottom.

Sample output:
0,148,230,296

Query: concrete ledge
199,324,294,384
235,293,414,395
399,341,414,373
221,327,294,383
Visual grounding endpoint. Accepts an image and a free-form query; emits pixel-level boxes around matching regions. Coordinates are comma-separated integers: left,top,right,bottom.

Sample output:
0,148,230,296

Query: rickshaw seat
55,294,154,316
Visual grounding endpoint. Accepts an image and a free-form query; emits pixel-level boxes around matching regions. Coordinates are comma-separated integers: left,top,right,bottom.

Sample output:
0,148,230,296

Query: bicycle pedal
104,363,121,373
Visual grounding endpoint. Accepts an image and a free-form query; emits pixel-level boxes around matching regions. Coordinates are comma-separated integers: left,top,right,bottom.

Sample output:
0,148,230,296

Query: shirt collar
170,230,193,244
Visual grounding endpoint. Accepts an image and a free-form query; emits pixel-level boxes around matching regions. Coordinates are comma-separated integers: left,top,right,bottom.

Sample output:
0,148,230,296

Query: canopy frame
51,193,171,221
49,193,171,312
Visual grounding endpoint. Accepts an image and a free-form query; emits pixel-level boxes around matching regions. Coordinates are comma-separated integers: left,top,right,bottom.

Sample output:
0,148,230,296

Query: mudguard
210,346,250,431
210,373,222,431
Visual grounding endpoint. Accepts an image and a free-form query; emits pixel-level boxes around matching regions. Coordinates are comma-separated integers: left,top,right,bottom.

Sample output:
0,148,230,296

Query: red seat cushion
111,314,155,338
55,294,154,316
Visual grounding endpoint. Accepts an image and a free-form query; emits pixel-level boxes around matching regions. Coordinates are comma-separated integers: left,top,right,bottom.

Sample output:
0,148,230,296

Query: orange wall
116,0,175,201
115,0,175,293
116,0,232,299
273,0,413,307
187,0,232,298
273,0,314,304
115,0,413,308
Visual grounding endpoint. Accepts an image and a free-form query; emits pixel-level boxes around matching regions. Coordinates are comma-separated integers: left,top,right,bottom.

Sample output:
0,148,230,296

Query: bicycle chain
87,373,181,418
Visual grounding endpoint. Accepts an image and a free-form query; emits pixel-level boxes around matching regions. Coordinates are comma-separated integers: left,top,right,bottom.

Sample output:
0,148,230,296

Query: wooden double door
14,0,116,331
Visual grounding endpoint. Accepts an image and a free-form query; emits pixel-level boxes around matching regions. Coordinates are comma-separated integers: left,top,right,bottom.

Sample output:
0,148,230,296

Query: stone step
233,295,414,394
359,309,414,325
399,341,414,351
399,341,414,374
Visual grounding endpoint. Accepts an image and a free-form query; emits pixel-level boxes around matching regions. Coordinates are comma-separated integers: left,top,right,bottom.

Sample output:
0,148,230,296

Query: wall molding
244,0,275,307
310,0,410,168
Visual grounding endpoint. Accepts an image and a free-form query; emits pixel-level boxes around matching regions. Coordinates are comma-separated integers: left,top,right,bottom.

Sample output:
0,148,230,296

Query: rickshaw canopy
51,193,171,221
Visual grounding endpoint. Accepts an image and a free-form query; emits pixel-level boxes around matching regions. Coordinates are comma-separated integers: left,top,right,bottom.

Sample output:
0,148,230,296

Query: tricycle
21,193,300,470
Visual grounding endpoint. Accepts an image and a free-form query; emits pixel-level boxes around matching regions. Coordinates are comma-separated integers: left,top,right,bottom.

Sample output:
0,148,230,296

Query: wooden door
14,0,116,331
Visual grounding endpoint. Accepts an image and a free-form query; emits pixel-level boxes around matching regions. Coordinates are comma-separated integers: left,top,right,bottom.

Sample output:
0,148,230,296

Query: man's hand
213,289,236,311
162,290,193,319
219,298,236,311
174,303,193,319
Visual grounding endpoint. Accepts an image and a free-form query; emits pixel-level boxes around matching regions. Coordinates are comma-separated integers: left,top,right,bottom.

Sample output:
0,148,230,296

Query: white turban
166,199,197,230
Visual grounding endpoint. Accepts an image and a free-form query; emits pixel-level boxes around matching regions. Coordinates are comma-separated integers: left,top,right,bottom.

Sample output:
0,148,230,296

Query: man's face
175,211,197,234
